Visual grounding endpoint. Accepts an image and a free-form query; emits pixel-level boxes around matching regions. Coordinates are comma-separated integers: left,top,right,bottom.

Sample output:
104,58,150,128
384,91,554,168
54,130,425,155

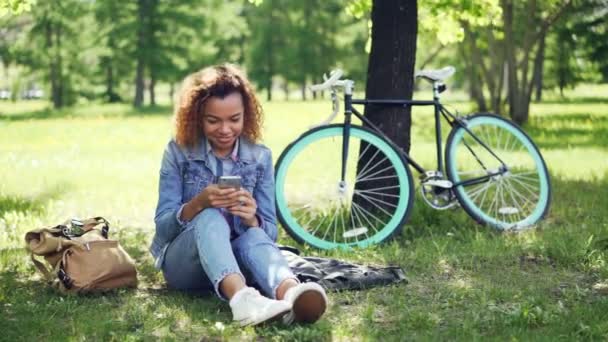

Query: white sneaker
229,287,292,327
282,282,327,324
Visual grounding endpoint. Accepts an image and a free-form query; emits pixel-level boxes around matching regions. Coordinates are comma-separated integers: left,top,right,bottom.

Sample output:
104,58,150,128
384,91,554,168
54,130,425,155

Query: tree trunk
363,0,416,153
301,82,306,101
133,0,146,108
502,0,571,124
461,29,487,112
355,0,417,209
533,32,546,102
149,72,156,106
266,79,272,102
502,0,527,124
134,59,145,107
489,29,505,114
105,62,114,101
45,18,63,109
104,35,120,103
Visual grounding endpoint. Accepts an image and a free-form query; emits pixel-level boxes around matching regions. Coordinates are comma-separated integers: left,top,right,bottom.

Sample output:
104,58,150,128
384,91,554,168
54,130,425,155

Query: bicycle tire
445,113,551,230
275,124,414,249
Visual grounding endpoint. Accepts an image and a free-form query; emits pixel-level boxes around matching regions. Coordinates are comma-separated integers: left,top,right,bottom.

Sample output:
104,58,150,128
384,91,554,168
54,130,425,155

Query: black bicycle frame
339,93,508,188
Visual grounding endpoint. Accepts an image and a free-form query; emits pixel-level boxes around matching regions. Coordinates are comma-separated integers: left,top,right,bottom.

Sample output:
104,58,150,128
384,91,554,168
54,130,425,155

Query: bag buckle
63,219,85,237
57,268,73,289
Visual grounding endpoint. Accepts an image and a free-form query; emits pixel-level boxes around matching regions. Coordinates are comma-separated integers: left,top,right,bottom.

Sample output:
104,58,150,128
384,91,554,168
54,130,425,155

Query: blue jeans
162,208,296,300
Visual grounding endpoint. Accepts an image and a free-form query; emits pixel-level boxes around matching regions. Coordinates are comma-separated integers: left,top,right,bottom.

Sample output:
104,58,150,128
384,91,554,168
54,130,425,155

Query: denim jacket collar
183,136,256,166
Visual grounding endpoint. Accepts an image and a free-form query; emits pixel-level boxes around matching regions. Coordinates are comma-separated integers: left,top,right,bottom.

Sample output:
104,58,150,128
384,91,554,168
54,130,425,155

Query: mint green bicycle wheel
446,114,551,230
275,124,414,249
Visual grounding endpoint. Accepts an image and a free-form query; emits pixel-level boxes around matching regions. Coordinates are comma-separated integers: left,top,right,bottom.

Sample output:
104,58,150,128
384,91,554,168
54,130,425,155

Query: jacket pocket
182,162,211,202
241,166,260,192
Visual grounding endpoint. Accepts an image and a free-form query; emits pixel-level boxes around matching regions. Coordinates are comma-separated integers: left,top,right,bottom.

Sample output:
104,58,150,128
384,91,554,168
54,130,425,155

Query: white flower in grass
214,321,225,331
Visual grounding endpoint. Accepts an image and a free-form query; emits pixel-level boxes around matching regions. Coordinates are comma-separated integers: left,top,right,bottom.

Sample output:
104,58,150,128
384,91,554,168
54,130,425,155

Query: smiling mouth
217,137,233,143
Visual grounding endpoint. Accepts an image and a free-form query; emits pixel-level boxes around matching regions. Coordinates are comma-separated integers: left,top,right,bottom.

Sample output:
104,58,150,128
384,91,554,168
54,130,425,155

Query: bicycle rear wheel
275,124,414,249
445,114,551,230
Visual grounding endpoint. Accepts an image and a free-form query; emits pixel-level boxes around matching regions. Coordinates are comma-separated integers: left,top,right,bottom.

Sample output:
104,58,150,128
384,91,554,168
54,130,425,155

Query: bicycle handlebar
309,69,344,92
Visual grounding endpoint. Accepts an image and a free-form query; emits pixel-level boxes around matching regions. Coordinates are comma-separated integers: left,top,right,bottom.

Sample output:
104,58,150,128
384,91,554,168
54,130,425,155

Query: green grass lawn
1,85,607,340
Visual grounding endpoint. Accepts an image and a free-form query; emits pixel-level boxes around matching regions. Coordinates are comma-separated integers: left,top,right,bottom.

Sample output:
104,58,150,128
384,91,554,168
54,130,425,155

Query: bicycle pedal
422,179,453,188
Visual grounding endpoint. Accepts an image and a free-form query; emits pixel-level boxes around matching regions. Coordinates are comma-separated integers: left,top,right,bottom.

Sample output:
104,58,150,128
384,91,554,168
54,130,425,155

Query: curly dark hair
174,64,263,148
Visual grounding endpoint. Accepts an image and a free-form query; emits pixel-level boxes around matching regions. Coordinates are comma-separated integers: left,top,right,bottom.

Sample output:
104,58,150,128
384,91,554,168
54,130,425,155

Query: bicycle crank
420,171,459,210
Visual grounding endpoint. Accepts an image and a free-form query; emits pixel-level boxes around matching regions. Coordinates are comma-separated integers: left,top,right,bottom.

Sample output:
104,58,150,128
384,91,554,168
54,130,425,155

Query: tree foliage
0,0,603,114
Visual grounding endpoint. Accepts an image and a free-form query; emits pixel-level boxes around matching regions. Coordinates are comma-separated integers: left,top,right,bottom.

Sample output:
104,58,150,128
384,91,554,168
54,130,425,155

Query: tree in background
1,0,605,112
0,0,34,15
283,0,343,100
94,0,136,103
502,0,572,124
544,0,608,96
363,0,417,155
27,0,91,108
246,0,289,101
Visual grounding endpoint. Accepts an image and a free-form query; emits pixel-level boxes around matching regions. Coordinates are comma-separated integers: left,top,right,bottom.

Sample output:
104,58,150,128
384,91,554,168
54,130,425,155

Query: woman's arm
251,149,278,241
154,143,187,244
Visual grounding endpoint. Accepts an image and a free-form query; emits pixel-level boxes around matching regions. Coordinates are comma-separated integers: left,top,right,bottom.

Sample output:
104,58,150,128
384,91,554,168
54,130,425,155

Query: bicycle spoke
510,175,540,189
349,203,359,243
356,156,393,182
356,148,381,180
357,141,373,163
355,184,401,192
351,201,374,242
477,180,492,212
499,180,509,221
319,205,338,242
508,176,540,200
356,162,396,183
504,177,537,210
356,173,399,183
510,172,540,184
354,189,401,198
354,191,398,209
309,211,329,237
351,200,386,231
466,181,493,203
354,192,394,218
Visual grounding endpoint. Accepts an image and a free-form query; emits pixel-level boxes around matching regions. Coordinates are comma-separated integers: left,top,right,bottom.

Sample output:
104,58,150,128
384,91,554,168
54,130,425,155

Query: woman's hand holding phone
202,185,241,208
225,190,259,227
182,185,258,227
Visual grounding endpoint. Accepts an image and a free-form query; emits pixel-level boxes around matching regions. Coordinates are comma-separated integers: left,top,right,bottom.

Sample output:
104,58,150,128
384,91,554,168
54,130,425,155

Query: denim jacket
150,137,278,269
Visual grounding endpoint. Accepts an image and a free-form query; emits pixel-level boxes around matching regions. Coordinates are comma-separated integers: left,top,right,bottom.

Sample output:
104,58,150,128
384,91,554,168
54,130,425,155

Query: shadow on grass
0,243,334,341
336,176,608,339
527,113,608,150
125,105,172,117
0,104,172,121
2,177,606,339
0,185,69,216
535,97,608,105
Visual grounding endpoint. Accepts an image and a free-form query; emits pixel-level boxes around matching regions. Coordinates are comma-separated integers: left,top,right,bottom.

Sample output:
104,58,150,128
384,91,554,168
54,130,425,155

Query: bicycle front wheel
275,124,414,249
446,114,551,230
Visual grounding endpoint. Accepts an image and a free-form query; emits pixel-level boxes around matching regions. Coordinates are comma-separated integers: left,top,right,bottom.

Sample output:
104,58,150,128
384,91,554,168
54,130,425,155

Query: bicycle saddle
415,66,455,82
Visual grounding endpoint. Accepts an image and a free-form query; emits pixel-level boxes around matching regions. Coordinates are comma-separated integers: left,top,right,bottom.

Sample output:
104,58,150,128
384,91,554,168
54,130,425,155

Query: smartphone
218,175,242,190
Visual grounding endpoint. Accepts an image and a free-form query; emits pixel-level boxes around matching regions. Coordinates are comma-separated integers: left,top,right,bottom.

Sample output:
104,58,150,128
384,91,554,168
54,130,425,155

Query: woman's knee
238,227,273,246
233,228,275,257
191,208,231,235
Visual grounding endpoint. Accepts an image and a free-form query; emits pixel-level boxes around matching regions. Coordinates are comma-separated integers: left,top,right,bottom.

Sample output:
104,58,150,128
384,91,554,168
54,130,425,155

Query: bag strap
57,261,74,290
30,253,55,282
81,217,109,238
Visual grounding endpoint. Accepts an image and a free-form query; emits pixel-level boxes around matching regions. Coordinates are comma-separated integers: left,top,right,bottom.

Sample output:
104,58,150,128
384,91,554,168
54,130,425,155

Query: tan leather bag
25,217,138,293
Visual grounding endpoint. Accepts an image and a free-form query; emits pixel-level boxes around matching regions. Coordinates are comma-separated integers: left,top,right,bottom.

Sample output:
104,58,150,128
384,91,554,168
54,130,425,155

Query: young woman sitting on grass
150,64,327,326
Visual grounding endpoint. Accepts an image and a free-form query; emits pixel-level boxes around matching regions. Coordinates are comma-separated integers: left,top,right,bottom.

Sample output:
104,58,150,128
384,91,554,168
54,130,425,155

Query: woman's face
202,92,245,156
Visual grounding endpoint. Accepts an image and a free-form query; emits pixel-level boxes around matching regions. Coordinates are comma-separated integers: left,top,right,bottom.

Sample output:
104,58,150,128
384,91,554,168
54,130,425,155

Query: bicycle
274,67,551,249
